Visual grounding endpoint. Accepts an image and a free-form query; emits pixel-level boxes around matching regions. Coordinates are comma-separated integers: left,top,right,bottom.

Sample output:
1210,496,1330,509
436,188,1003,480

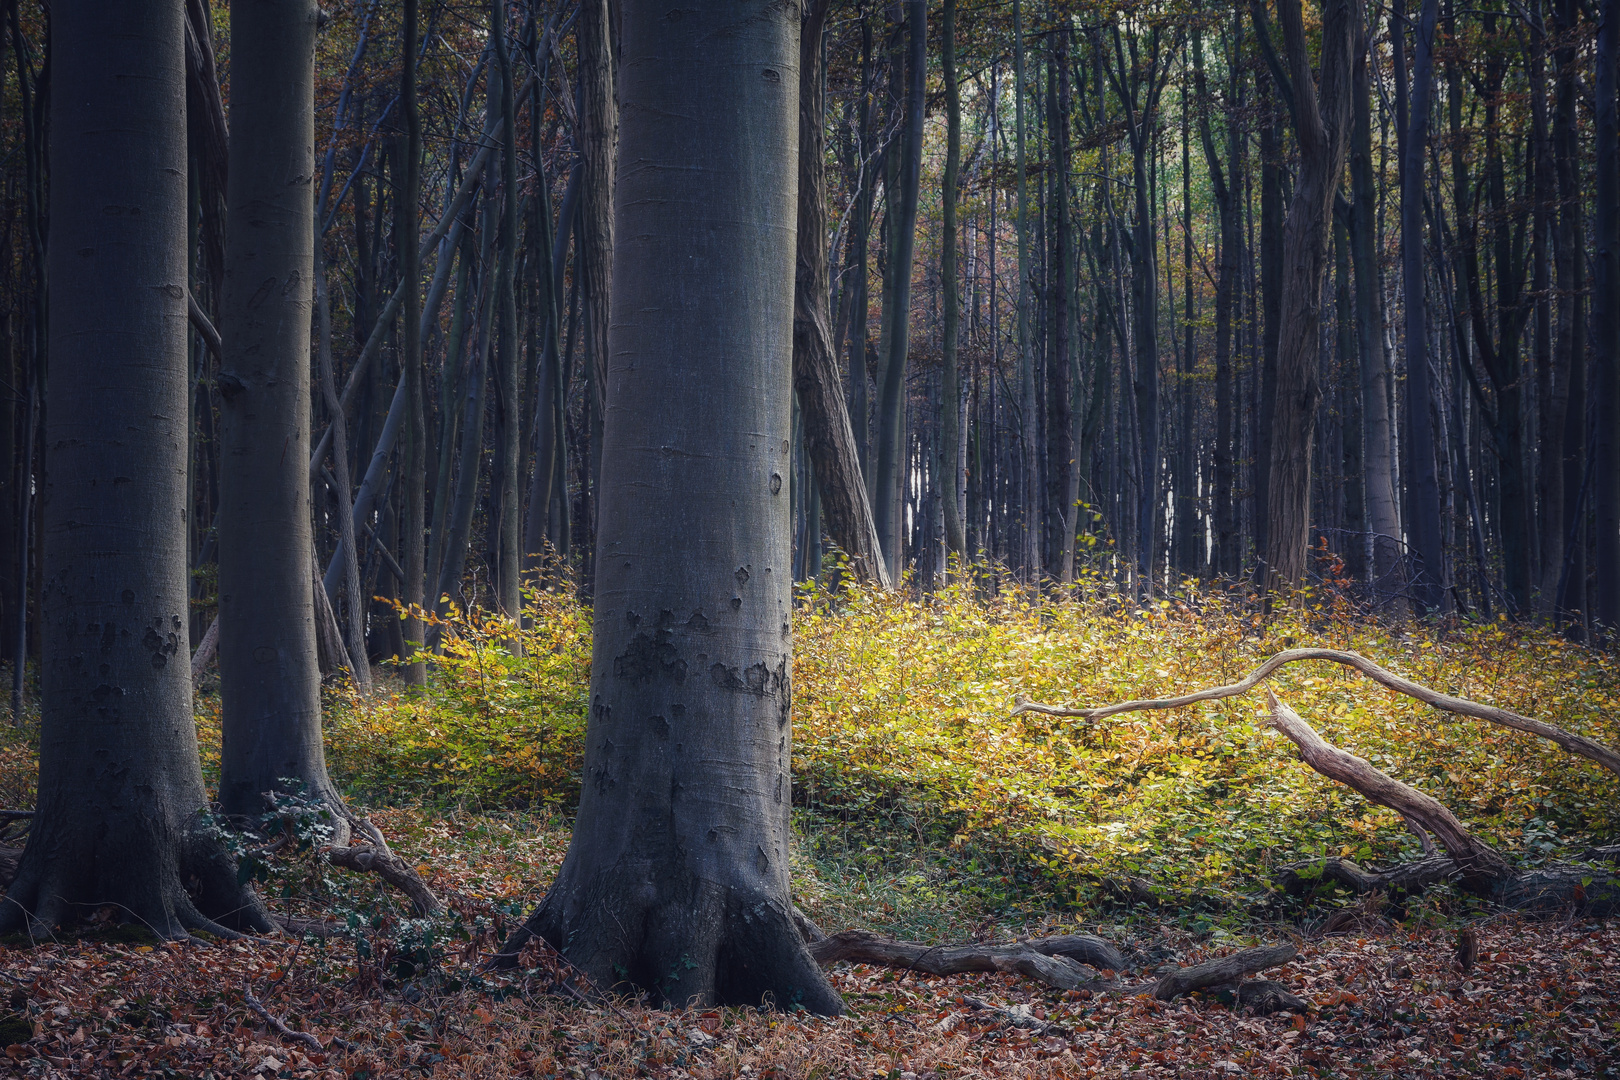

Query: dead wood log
1013,647,1620,779
1275,853,1457,897
323,811,441,918
806,928,1125,992
1145,942,1298,1001
1265,690,1516,893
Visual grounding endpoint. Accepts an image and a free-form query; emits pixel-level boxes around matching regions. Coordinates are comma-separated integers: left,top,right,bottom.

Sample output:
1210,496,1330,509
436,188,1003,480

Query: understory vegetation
3,579,1618,1078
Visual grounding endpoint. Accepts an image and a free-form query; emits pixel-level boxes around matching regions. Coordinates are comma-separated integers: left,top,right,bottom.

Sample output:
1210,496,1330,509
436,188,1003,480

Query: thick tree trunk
1,0,269,938
873,0,926,584
217,0,344,819
792,0,891,590
1261,0,1355,593
501,0,842,1013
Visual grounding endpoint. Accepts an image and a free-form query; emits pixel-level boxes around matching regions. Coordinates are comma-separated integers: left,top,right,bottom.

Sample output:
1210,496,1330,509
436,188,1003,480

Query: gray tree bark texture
792,0,891,590
216,0,344,818
873,0,926,584
0,0,270,939
499,0,842,1014
1261,0,1354,593
578,0,615,541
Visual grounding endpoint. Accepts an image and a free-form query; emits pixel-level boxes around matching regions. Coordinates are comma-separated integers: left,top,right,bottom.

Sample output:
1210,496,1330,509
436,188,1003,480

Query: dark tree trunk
217,0,344,819
1594,0,1620,635
578,0,615,560
491,0,521,626
1394,0,1448,614
1553,0,1587,625
873,0,926,583
1348,18,1402,609
940,0,966,564
793,0,890,589
501,0,841,1014
1255,99,1281,579
1,0,269,939
1261,0,1355,593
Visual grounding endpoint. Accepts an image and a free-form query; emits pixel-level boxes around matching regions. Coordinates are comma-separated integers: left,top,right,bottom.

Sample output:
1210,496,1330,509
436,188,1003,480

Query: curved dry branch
1265,690,1515,894
1013,647,1620,779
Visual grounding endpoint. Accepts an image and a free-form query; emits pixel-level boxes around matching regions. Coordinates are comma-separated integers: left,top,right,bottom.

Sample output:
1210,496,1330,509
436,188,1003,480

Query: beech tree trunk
577,0,615,554
501,0,842,1014
1261,0,1354,593
0,0,269,938
1594,0,1620,636
216,0,344,818
873,0,926,583
939,0,967,565
402,0,426,685
792,0,890,589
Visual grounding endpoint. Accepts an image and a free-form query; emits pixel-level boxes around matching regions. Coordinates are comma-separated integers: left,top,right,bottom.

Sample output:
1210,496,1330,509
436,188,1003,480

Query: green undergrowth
93,570,1620,934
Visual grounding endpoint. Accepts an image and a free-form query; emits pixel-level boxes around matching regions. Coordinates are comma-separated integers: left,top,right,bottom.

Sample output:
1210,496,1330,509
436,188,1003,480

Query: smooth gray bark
491,0,522,626
216,0,343,818
402,0,426,684
873,0,926,583
500,0,841,1013
0,0,269,939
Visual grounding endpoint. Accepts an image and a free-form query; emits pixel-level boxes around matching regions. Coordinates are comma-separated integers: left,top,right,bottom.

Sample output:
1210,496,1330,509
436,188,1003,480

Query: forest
0,0,1617,1076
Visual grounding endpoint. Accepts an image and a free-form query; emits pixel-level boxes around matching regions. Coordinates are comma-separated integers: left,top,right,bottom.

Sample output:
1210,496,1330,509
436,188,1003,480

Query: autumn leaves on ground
3,580,1619,1078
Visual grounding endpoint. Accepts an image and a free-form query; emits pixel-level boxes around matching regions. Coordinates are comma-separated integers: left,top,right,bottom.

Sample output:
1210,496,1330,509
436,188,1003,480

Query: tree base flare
498,869,844,1015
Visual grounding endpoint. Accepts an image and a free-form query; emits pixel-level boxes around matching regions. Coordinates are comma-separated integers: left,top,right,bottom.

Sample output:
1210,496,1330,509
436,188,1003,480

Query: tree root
803,928,1305,1012
244,989,354,1053
806,929,1124,991
1013,646,1620,779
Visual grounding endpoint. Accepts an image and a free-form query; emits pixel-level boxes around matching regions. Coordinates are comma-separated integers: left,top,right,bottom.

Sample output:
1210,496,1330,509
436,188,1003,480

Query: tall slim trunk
940,0,967,564
793,0,890,589
1175,72,1196,577
217,0,343,817
578,0,615,559
1553,0,1587,624
1254,96,1281,579
1394,0,1448,614
402,0,425,684
501,0,841,1014
873,0,926,583
491,3,522,631
1595,0,1620,634
1015,1,1042,579
2,0,269,939
1195,19,1241,579
1348,16,1402,609
1260,0,1354,594
525,165,578,573
1530,7,1561,616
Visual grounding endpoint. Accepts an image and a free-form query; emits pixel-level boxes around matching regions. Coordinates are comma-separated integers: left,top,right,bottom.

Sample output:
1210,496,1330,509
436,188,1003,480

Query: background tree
216,0,345,820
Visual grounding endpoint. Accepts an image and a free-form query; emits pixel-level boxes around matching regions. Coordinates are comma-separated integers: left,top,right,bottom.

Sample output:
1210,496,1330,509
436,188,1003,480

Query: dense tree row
0,0,1611,696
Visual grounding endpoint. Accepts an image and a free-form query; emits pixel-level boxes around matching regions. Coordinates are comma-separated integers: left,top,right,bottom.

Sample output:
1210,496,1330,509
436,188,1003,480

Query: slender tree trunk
874,0,926,583
578,0,615,560
793,0,891,589
217,0,344,818
402,0,426,685
1595,0,1620,635
1348,16,1402,611
1255,97,1281,578
501,0,842,1014
940,0,966,565
1261,0,1354,594
1394,0,1448,614
491,0,521,630
1,0,270,939
1015,2,1042,580
1553,0,1587,625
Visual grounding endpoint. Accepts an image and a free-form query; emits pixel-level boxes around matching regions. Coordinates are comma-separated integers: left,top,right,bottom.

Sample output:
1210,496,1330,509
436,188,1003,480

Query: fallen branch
1265,689,1516,893
960,995,1070,1037
244,989,354,1053
1147,942,1297,1001
323,809,441,918
807,929,1126,992
1013,647,1620,779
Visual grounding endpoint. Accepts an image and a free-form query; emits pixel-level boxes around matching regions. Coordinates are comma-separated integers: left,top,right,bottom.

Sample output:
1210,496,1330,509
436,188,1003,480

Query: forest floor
2,574,1619,1077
